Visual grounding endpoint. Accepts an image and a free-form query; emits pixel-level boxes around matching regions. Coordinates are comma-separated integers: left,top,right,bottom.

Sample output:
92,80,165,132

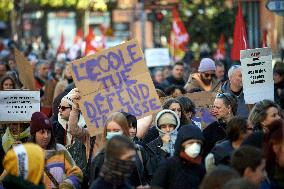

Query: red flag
56,31,65,54
171,9,189,50
231,1,248,61
261,29,268,47
214,34,226,60
68,28,83,60
74,28,83,44
84,27,97,56
169,9,189,61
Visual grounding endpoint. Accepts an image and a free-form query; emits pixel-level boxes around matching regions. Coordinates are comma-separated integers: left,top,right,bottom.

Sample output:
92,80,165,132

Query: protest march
0,1,284,189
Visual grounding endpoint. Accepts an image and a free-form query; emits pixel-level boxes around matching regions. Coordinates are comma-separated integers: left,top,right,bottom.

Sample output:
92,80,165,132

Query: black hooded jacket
160,75,185,91
151,125,206,189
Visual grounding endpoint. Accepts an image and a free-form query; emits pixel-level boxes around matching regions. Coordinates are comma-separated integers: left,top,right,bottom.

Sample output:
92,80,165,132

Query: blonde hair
103,112,130,140
249,100,280,129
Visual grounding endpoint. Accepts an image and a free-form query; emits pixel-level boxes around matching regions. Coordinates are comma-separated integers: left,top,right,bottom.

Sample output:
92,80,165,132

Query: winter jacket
210,139,234,166
147,137,170,164
0,140,4,174
2,127,30,153
44,144,83,189
219,80,249,118
274,81,284,109
184,74,221,93
260,165,284,189
241,131,264,149
148,110,181,159
161,75,185,91
202,121,227,157
89,176,133,189
51,118,65,145
90,145,149,187
1,175,45,189
151,125,206,189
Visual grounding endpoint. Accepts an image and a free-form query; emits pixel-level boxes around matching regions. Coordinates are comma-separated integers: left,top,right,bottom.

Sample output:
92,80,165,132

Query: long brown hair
264,119,284,175
0,75,16,90
103,112,130,141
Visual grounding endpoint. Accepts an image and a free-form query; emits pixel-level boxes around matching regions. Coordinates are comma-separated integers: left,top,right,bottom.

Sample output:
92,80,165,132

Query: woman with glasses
202,92,237,157
53,89,86,146
51,89,88,176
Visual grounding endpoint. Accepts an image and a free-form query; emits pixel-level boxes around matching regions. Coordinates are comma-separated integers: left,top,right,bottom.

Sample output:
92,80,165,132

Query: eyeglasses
58,105,72,111
204,73,216,78
216,93,232,104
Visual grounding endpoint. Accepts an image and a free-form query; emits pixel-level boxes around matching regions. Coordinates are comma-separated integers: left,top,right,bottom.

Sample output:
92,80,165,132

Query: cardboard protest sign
14,49,36,90
145,48,171,67
0,91,40,122
71,39,161,136
160,91,216,129
41,81,57,107
186,92,216,129
240,47,274,104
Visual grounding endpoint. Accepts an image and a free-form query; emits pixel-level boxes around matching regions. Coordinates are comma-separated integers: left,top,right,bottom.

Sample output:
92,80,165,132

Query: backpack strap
44,167,59,188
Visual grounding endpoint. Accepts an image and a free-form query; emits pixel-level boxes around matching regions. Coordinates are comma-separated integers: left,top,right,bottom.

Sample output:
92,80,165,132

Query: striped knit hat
3,143,45,185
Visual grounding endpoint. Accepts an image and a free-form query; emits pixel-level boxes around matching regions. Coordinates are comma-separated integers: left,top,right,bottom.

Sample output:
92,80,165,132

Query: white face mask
106,131,123,140
185,143,201,158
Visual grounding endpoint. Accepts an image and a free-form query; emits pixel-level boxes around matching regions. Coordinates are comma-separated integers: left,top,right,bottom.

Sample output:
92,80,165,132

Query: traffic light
155,11,164,22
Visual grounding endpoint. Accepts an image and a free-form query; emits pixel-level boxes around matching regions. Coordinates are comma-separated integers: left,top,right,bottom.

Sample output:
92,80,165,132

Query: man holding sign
70,39,161,136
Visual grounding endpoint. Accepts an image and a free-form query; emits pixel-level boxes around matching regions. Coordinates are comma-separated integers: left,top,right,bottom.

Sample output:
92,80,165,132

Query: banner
145,48,170,67
240,47,274,104
71,39,161,136
0,91,40,122
161,91,216,129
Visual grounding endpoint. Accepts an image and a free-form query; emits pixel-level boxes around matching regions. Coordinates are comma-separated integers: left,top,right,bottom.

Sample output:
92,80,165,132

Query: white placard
0,91,40,122
145,48,171,67
240,47,274,104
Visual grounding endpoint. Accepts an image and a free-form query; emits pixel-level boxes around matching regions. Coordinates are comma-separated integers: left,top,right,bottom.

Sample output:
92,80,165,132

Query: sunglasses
58,105,72,111
203,73,216,78
216,93,232,104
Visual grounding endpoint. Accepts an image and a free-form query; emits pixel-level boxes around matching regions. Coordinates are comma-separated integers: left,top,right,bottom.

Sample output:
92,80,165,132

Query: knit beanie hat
3,143,45,185
30,112,52,134
155,109,180,129
198,58,216,72
158,113,177,126
61,88,76,107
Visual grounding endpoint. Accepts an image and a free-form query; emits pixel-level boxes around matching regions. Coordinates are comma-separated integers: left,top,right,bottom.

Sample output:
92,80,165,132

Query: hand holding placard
70,39,161,136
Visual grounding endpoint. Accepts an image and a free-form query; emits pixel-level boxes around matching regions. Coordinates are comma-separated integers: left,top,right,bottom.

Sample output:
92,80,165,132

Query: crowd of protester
0,39,283,189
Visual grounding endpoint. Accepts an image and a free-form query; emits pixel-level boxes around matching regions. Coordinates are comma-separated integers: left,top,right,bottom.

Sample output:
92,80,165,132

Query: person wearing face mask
121,112,160,184
89,135,137,189
151,125,205,189
148,109,180,163
143,98,188,144
90,112,149,187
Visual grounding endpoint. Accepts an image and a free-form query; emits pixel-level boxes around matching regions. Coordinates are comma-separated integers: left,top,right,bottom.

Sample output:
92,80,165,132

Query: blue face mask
106,131,123,140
